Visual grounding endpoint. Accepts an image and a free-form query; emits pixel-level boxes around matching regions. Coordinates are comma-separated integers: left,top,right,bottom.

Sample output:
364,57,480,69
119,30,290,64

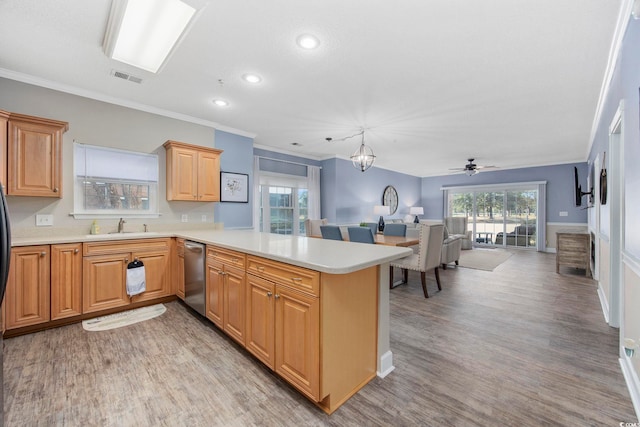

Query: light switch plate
181,214,188,223
36,214,54,226
201,215,207,222
559,211,568,217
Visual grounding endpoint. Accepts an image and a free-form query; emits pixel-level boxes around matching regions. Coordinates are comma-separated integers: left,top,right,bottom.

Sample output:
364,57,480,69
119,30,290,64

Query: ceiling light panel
104,0,197,73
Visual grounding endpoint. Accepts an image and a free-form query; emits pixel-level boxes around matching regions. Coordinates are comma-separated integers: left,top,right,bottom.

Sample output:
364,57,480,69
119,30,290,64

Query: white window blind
75,144,158,182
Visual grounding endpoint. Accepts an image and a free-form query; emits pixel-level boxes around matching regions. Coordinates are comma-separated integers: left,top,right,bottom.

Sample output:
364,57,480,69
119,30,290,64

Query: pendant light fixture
350,131,376,172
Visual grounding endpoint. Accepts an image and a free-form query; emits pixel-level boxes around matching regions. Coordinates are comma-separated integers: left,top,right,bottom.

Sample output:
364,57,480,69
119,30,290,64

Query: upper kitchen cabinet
0,110,9,189
6,112,68,197
163,140,223,202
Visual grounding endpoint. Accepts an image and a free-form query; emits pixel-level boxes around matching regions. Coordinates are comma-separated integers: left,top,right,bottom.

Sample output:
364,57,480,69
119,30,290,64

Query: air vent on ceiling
110,69,143,84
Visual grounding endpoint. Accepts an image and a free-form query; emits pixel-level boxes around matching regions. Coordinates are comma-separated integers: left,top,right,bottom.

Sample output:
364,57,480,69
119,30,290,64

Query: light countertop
11,229,412,274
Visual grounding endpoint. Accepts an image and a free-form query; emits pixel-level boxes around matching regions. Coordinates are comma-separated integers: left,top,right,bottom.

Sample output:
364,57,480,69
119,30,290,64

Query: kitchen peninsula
7,229,412,414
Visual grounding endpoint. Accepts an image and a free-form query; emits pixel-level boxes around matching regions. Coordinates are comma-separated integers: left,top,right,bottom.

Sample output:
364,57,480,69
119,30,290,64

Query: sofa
495,225,536,247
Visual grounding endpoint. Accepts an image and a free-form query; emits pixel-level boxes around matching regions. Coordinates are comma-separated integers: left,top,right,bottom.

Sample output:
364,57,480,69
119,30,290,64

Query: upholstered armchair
304,218,328,237
441,229,462,269
444,217,472,250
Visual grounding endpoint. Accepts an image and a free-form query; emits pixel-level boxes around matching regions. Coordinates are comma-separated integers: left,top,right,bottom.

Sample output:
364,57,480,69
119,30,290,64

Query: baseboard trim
597,283,610,324
377,350,395,378
620,356,640,421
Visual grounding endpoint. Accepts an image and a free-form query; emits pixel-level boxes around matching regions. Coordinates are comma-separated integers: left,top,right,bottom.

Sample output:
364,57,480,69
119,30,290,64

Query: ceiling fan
449,158,497,176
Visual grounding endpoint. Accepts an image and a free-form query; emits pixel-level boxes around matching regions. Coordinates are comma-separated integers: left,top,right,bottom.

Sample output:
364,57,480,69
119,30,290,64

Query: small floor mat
82,304,166,332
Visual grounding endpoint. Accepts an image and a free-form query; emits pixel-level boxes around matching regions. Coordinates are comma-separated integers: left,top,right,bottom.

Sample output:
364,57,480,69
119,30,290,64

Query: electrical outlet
559,211,568,217
201,214,207,222
181,214,188,223
36,214,54,227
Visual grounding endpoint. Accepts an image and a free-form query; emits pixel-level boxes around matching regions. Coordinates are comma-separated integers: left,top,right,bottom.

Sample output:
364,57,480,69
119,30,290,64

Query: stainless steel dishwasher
184,240,206,316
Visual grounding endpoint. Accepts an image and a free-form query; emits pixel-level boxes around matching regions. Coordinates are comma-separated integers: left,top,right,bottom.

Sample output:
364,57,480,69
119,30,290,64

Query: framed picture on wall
220,172,249,203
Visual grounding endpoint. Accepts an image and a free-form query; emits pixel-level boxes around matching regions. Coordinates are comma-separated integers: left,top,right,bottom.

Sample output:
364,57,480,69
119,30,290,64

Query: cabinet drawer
247,256,319,296
207,246,245,269
83,238,171,256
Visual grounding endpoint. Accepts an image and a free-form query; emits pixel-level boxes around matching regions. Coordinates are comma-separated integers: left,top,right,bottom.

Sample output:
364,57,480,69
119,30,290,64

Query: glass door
474,191,504,246
501,190,537,248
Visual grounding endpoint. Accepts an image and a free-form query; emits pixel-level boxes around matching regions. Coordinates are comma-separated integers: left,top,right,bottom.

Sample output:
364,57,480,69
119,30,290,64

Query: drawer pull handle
267,291,273,297
291,277,303,282
232,258,239,263
274,294,280,300
257,266,265,272
218,270,225,275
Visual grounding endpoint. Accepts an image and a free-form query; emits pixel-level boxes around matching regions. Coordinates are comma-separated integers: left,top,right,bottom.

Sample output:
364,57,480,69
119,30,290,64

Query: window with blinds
73,143,159,218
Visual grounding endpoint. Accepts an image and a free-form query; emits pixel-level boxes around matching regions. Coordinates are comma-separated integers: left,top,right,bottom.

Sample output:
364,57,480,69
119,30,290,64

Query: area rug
457,249,512,271
82,304,166,332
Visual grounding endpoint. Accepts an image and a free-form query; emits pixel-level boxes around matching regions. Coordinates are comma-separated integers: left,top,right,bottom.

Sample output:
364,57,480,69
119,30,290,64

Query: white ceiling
0,0,624,177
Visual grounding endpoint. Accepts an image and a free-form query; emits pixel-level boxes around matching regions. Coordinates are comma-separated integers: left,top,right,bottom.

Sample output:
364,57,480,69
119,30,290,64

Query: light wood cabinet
6,113,68,197
0,109,9,189
206,246,246,345
246,274,276,368
83,238,172,313
175,238,185,299
5,245,50,329
556,232,591,277
50,243,83,320
245,256,320,401
163,140,223,201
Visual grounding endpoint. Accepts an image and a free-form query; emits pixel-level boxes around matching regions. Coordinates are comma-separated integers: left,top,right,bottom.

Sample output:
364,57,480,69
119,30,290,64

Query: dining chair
304,218,328,236
364,222,378,236
383,223,406,236
347,227,375,244
320,225,343,241
390,224,444,298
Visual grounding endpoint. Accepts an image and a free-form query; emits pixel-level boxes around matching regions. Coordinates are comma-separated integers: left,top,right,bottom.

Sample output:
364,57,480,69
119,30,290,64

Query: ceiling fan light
465,169,477,176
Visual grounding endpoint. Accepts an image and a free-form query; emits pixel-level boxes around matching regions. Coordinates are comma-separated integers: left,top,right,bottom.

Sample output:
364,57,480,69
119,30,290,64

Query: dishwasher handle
185,242,204,252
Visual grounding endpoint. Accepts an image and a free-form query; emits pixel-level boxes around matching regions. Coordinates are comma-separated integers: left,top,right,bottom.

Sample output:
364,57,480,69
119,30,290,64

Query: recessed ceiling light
242,73,262,84
213,99,229,107
296,34,320,49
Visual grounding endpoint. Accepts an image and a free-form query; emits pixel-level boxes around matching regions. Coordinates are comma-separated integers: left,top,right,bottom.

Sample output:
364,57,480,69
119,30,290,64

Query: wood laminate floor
3,249,636,426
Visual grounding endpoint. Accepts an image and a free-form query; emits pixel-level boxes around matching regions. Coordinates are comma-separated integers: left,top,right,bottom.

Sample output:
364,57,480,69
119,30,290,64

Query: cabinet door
83,253,129,313
246,274,275,369
0,110,8,189
6,246,50,329
223,264,245,345
168,147,198,201
51,243,83,320
131,250,171,302
176,239,185,299
275,285,320,401
7,119,64,197
197,150,220,201
206,258,224,328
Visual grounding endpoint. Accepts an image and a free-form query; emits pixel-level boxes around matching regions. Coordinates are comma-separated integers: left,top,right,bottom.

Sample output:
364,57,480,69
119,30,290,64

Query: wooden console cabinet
556,232,591,277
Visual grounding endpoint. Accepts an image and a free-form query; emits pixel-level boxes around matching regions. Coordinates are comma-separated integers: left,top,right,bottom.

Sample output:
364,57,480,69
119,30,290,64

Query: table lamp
373,205,391,232
410,207,424,223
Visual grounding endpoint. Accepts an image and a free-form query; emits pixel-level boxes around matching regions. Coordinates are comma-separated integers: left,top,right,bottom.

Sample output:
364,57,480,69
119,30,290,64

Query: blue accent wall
589,16,640,258
321,158,422,224
420,162,589,224
214,130,254,228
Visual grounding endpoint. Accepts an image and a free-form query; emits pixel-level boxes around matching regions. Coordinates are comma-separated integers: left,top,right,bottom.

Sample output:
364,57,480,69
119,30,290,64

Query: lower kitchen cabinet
175,238,185,299
245,272,319,400
5,245,50,329
50,243,83,320
275,284,320,400
83,253,129,313
206,247,246,346
82,238,172,314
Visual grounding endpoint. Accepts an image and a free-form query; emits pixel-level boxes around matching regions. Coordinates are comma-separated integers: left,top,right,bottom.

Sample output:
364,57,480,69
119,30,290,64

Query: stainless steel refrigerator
0,185,12,422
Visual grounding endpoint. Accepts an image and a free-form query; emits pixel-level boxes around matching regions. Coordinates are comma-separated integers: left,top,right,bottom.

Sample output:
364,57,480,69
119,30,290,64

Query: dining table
310,234,418,247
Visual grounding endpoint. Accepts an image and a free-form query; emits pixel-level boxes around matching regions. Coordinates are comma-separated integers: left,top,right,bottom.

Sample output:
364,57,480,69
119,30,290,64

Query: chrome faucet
117,218,126,233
